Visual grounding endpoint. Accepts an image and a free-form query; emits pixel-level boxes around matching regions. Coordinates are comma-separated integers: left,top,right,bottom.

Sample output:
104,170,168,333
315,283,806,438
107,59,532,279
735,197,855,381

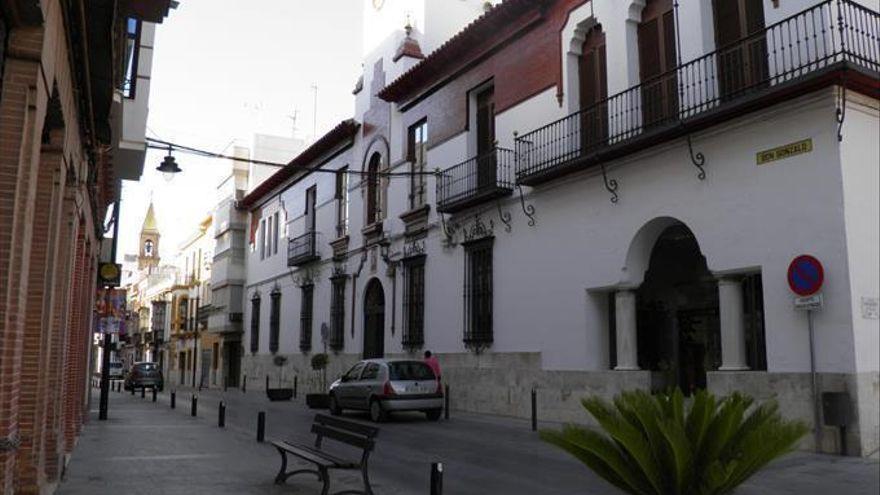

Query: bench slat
311,424,375,451
314,414,379,438
272,440,355,468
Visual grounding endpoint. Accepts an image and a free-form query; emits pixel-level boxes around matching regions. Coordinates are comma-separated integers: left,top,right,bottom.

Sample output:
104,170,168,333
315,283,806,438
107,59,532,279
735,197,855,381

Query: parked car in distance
124,362,164,391
328,359,443,422
108,361,124,379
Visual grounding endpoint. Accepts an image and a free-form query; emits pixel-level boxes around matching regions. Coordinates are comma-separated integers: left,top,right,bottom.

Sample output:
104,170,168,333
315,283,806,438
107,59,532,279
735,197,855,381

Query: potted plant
305,353,330,409
266,355,294,401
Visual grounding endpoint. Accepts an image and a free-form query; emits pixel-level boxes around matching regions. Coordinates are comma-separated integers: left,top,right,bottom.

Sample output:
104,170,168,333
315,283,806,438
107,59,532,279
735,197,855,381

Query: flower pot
306,393,329,409
266,388,294,401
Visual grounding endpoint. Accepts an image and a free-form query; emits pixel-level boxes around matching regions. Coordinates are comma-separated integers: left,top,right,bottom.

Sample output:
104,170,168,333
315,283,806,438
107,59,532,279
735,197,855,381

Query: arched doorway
363,278,385,359
636,224,719,394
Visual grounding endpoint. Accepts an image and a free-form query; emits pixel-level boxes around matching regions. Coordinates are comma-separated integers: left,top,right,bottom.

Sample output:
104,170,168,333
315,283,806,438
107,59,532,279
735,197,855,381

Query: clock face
372,0,384,10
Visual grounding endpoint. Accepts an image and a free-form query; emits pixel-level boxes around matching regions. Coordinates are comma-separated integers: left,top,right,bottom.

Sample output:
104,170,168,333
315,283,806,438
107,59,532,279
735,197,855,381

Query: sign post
787,254,824,452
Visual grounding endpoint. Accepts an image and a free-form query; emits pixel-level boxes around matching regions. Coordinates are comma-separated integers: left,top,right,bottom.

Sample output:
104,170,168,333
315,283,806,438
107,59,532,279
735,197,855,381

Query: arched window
366,152,381,225
144,239,154,257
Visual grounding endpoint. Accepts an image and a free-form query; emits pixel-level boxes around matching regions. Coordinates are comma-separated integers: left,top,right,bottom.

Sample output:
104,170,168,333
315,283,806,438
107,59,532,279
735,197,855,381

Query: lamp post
156,145,182,181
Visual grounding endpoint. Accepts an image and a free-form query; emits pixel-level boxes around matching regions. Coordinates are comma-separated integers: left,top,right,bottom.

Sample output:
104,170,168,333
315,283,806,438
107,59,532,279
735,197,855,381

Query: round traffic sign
787,255,824,296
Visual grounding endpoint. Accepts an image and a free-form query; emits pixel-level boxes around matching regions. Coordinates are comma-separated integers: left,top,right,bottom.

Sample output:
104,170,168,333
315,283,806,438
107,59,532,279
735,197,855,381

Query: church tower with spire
138,201,160,272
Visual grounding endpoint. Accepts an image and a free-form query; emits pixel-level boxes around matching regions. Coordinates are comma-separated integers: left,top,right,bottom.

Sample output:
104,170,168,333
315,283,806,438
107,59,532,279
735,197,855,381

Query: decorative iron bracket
600,163,619,204
686,134,706,180
438,211,457,245
516,184,536,227
836,77,847,142
496,201,512,233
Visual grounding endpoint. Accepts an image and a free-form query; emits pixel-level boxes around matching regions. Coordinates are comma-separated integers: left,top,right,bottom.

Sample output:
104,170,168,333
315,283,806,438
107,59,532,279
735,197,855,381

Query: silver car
328,359,443,422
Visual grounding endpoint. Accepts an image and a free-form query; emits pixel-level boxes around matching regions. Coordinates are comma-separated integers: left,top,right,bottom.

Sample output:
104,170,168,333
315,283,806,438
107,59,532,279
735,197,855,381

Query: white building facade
241,0,879,456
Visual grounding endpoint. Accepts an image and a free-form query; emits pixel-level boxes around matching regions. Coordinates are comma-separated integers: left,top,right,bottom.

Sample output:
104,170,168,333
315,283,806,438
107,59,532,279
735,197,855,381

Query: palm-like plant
540,389,807,495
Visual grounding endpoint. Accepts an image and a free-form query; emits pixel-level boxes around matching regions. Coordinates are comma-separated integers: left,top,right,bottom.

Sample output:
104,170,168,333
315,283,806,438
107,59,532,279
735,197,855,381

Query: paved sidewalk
58,386,879,494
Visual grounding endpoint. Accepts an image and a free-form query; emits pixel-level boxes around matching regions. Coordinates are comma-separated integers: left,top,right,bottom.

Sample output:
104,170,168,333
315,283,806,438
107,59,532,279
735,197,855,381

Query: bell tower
138,201,160,272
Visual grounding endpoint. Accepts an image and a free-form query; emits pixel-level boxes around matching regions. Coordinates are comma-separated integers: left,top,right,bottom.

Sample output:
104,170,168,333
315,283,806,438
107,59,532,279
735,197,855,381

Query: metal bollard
171,391,176,409
294,376,298,399
141,387,146,399
430,462,443,495
242,375,247,393
152,387,157,402
257,411,266,442
191,394,198,417
218,401,226,428
130,385,135,396
531,388,537,432
444,384,450,420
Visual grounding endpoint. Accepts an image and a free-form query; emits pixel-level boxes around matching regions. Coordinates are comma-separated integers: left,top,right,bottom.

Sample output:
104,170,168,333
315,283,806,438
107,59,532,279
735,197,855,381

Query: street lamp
156,145,181,181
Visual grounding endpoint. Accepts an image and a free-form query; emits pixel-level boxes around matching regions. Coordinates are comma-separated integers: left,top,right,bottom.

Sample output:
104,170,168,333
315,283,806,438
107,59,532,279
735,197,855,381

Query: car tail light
383,381,395,397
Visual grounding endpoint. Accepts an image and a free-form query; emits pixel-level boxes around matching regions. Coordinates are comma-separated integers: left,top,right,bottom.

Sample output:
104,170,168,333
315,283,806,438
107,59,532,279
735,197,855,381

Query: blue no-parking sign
787,255,824,296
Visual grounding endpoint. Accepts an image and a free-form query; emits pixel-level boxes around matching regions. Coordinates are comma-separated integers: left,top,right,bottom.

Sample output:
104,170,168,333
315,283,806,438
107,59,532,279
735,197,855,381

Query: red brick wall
398,0,586,149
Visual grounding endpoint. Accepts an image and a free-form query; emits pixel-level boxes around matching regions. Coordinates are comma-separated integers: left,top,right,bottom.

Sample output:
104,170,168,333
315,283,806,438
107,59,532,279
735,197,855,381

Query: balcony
437,147,515,214
516,0,879,186
288,231,320,267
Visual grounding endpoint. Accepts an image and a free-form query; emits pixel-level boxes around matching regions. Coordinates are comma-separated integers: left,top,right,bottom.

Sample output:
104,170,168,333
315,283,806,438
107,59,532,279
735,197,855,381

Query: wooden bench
271,414,379,495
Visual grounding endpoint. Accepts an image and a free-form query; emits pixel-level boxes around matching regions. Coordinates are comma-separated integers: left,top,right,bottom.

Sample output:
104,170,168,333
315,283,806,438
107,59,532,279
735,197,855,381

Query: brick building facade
0,1,171,493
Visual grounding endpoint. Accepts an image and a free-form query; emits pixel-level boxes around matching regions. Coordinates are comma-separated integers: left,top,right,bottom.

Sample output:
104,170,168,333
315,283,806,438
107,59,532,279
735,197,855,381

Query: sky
117,0,364,262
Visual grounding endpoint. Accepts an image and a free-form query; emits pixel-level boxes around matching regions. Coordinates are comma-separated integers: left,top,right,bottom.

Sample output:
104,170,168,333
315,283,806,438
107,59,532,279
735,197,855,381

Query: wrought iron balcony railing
437,147,515,213
288,231,320,267
516,0,879,185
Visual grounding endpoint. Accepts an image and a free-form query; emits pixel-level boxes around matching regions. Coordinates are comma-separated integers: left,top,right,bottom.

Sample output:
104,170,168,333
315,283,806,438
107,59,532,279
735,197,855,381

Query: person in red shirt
423,350,441,382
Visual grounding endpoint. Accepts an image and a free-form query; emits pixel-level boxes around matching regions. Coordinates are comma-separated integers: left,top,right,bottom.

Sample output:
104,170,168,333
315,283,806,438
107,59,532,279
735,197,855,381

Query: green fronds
540,388,807,495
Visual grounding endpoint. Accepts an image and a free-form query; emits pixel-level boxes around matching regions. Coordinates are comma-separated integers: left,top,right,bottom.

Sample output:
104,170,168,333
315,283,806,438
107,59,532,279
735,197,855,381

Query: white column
614,290,640,371
719,278,749,371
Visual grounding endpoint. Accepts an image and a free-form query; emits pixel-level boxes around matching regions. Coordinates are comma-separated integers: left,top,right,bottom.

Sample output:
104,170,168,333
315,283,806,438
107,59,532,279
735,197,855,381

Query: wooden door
579,28,608,153
362,279,385,359
713,0,768,99
638,0,678,128
476,86,496,191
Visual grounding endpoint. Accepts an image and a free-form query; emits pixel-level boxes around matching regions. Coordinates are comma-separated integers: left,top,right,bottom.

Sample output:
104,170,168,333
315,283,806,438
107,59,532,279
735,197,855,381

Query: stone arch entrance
636,223,720,394
363,278,385,359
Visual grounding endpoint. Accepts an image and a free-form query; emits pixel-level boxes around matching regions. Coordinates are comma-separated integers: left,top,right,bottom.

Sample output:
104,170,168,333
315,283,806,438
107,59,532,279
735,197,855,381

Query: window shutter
638,19,662,80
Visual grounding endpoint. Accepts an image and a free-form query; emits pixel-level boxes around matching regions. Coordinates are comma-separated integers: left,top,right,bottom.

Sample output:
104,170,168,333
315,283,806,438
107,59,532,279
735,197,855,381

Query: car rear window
388,361,435,381
135,363,157,372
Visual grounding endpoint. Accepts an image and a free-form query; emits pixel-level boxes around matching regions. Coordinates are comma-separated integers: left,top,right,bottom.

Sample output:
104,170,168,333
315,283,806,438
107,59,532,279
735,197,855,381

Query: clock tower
138,201,161,272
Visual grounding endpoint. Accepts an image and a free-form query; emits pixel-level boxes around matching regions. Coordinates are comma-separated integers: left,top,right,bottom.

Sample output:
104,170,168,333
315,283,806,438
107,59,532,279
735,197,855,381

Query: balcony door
638,0,678,128
475,86,496,192
713,0,768,99
579,27,608,153
305,186,316,233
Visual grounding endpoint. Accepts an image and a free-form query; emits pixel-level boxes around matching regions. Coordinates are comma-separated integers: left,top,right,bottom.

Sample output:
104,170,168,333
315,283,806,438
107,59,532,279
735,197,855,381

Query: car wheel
328,394,342,416
369,399,386,423
425,409,442,421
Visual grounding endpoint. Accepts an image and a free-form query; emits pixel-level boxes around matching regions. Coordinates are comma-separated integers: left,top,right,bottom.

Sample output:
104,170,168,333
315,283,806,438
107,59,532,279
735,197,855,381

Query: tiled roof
378,0,546,102
237,119,360,210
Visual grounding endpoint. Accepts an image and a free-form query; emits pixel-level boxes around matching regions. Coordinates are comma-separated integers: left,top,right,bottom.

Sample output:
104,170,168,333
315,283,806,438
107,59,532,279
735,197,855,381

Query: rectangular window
269,290,281,353
273,212,280,255
305,186,317,233
121,17,141,98
299,285,314,352
402,256,426,349
408,120,428,209
335,168,349,238
329,276,347,351
249,296,260,354
259,219,266,259
212,342,219,370
464,238,493,348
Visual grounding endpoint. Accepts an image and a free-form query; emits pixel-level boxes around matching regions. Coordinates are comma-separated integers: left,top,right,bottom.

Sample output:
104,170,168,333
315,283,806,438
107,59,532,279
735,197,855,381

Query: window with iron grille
464,238,493,349
408,120,428,209
269,290,281,354
329,276,346,350
300,285,314,352
249,295,260,354
402,255,426,350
